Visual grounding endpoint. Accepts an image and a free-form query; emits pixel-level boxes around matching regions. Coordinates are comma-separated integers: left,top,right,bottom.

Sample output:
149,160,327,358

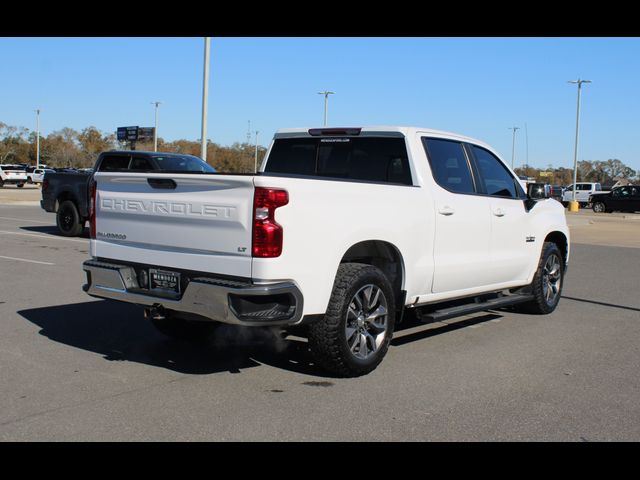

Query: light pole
201,37,211,161
318,91,334,126
151,101,161,152
254,130,259,173
508,126,519,170
568,78,591,210
35,109,40,168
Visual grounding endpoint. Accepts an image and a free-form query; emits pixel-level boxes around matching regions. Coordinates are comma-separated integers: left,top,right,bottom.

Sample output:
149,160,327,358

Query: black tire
308,263,396,377
149,311,219,344
592,202,606,213
27,177,33,184
17,183,24,188
516,242,564,314
56,200,84,237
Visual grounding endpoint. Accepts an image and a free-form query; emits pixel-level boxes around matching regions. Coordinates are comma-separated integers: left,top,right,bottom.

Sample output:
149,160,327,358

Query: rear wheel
17,183,24,188
592,202,606,213
56,200,84,236
308,263,396,377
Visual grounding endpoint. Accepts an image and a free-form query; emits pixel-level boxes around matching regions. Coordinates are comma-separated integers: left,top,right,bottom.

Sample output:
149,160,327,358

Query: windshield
152,155,216,173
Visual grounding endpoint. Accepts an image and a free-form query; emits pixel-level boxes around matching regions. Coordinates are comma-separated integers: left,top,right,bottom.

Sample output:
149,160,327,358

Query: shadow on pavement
17,299,332,377
18,300,507,378
391,310,503,347
20,225,90,239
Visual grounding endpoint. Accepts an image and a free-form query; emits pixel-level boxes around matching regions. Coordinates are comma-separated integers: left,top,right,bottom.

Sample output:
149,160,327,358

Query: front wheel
308,263,396,377
592,202,606,213
517,242,564,314
17,183,24,188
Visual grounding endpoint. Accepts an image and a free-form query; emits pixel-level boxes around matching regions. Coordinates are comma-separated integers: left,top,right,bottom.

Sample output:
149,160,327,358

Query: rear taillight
42,179,49,192
89,181,97,239
252,187,288,258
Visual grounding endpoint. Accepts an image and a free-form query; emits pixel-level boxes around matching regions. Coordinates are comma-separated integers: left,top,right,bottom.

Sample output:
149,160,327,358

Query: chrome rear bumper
82,259,303,326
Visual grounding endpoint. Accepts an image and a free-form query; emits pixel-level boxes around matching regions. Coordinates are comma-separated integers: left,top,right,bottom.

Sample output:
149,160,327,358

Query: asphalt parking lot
0,192,639,441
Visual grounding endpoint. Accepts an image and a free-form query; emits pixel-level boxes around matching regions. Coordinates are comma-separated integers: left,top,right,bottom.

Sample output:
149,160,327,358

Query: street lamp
318,91,335,126
151,101,161,152
508,126,520,170
254,130,259,173
201,37,211,161
34,109,41,168
568,78,591,211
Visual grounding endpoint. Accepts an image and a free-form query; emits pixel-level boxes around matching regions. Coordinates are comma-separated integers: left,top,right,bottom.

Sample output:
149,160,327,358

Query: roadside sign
137,127,155,141
117,126,139,141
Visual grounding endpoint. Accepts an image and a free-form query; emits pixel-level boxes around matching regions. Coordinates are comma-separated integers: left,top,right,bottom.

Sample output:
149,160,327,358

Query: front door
469,144,532,284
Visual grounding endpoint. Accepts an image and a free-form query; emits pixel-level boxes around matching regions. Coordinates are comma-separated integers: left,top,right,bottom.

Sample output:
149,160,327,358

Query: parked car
82,126,570,377
590,185,640,213
0,164,27,188
562,182,608,207
27,168,56,184
41,151,215,236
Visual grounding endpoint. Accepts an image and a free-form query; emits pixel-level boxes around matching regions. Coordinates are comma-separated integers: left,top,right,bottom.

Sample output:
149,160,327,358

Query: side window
130,157,153,171
471,145,520,198
99,155,130,171
595,183,602,191
632,187,639,197
422,138,475,194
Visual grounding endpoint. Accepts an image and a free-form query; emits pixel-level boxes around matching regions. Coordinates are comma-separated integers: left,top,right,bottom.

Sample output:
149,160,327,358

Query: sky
1,37,639,171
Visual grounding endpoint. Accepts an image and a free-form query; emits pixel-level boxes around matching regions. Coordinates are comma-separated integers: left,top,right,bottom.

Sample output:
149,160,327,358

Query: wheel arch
339,240,406,303
544,231,568,266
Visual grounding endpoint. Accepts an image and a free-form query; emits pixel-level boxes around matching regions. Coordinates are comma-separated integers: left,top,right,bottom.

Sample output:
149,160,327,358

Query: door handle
438,206,455,216
493,208,506,217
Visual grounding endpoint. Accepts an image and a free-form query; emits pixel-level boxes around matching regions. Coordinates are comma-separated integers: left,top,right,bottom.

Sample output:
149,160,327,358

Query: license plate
149,269,181,294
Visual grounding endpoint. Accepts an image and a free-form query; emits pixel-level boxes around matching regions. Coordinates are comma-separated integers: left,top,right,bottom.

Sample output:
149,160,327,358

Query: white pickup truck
83,126,570,376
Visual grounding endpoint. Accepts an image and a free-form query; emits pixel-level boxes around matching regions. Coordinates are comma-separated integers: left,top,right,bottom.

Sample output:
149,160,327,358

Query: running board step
418,294,534,323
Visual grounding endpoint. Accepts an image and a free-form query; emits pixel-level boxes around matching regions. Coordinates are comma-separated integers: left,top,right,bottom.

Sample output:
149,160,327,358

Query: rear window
98,154,215,173
152,155,215,173
264,137,412,185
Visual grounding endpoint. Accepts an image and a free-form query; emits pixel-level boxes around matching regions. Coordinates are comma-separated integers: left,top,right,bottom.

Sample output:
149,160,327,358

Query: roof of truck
274,126,493,149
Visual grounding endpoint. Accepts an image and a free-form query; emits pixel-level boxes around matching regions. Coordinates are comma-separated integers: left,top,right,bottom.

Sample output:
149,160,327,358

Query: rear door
93,172,256,278
422,137,493,293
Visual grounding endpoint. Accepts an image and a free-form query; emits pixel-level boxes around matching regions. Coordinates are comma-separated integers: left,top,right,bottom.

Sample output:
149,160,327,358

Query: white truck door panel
432,191,492,293
486,198,531,283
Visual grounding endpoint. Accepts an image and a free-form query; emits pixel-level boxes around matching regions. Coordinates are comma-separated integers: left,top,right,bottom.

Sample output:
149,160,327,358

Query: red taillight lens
252,187,288,258
89,181,97,239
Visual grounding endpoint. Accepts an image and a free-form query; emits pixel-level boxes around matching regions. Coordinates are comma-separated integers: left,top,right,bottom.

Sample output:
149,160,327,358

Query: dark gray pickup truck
41,150,216,236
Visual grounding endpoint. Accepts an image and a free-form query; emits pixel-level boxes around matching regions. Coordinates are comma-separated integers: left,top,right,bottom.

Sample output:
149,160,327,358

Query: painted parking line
0,230,87,244
0,255,55,266
0,216,50,224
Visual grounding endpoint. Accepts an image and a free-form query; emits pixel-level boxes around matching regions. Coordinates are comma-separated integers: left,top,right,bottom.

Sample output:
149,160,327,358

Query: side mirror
527,183,549,199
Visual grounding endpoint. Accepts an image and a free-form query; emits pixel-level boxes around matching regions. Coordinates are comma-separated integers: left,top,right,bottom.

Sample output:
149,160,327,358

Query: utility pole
34,109,41,168
247,120,251,145
525,122,529,170
508,126,520,170
151,101,161,152
568,79,591,210
254,130,259,173
201,37,211,161
318,91,335,126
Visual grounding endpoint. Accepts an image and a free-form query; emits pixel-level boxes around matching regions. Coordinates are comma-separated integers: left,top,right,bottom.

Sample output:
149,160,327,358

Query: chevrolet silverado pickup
82,126,570,377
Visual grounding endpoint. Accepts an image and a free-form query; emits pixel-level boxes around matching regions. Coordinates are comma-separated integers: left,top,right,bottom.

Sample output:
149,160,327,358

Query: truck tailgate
92,173,255,278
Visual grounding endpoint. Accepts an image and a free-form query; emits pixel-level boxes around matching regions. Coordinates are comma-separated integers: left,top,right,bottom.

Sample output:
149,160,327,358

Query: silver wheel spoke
344,283,389,360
